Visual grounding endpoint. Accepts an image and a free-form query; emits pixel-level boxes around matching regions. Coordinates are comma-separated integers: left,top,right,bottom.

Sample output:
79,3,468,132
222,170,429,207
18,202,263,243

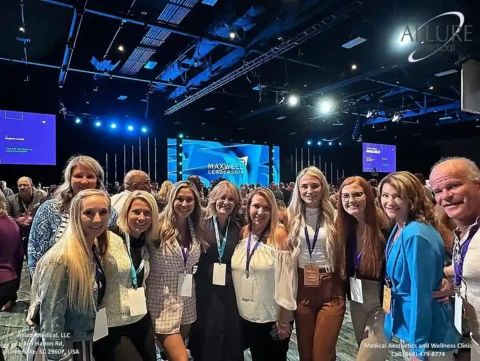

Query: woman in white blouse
286,166,345,361
231,187,296,361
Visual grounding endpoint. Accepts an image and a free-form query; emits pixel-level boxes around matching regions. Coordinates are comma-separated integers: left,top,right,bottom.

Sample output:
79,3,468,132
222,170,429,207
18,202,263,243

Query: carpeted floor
0,262,405,361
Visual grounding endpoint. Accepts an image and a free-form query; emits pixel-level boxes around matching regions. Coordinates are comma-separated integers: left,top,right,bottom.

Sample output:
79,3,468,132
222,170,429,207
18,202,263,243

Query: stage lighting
339,142,342,146
110,123,117,129
95,121,101,127
392,113,402,122
127,125,134,131
19,26,25,33
118,45,124,52
178,133,184,138
141,127,147,133
288,95,299,107
229,30,236,39
307,140,312,145
351,64,357,70
329,142,332,146
317,141,322,146
75,118,81,124
319,99,334,113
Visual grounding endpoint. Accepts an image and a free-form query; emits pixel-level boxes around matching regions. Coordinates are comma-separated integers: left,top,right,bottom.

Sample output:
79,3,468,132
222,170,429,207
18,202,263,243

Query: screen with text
362,142,396,173
0,110,56,165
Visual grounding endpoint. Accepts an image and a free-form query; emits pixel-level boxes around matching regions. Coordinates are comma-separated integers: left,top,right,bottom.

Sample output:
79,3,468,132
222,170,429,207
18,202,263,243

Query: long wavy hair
379,171,436,225
156,180,173,203
156,181,205,248
0,191,6,217
336,177,386,280
43,189,110,314
245,188,279,246
205,180,241,220
287,166,338,272
118,190,159,245
54,155,107,212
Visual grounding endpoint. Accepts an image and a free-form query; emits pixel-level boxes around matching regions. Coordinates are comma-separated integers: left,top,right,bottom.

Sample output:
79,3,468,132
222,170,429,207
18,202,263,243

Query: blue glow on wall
167,138,177,183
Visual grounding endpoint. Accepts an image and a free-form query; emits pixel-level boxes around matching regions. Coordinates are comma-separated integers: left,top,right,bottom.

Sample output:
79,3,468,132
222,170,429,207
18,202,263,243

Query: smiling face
249,194,271,230
215,190,236,217
298,174,322,208
80,195,110,240
380,182,409,223
128,199,152,235
430,160,480,226
173,187,195,219
71,165,98,196
341,183,367,218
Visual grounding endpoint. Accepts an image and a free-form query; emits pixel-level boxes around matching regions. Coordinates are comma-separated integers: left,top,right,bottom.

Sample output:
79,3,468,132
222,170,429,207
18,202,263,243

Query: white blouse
298,207,328,268
231,236,296,323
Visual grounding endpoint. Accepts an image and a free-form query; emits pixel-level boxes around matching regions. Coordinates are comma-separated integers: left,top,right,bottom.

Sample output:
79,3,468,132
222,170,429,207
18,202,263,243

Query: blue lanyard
245,233,261,278
125,234,145,289
454,225,479,287
213,216,230,263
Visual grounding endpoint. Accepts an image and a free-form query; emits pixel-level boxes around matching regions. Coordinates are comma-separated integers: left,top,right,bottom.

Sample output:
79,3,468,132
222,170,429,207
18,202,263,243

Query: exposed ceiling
1,0,480,145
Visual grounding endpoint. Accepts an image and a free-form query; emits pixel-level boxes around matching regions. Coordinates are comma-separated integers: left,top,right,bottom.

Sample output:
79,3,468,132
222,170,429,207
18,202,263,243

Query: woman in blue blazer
379,171,459,361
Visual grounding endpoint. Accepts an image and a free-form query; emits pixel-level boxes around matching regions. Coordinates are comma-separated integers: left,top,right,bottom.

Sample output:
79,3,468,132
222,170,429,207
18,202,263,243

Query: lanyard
245,232,261,278
454,225,479,287
213,216,230,263
181,243,190,272
384,225,403,287
125,234,145,289
92,248,105,306
304,223,320,258
352,235,362,273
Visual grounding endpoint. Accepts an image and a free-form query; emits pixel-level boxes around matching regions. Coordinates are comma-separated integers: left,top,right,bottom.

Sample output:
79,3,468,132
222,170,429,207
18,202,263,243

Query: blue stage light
179,133,184,138
127,125,134,131
329,142,332,146
141,127,147,133
75,118,81,124
317,141,322,146
95,121,101,127
111,123,117,129
307,140,312,145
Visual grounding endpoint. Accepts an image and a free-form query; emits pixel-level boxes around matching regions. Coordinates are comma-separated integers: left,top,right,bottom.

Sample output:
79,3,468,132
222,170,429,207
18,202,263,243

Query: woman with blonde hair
93,191,159,361
28,155,118,274
190,180,243,361
231,188,296,361
380,171,459,360
146,181,204,361
156,180,174,212
26,189,111,360
286,166,344,361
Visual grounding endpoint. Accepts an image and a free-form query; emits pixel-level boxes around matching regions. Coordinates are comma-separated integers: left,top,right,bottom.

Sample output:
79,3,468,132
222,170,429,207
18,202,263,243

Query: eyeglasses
341,191,365,201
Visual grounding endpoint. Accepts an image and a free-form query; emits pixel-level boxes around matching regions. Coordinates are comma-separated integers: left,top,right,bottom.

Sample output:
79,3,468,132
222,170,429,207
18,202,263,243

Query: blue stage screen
167,139,270,187
167,138,177,183
273,146,280,184
362,142,396,173
0,110,56,165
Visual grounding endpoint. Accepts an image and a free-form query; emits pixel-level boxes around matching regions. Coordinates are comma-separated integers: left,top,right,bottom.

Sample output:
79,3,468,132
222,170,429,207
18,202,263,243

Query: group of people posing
1,154,479,361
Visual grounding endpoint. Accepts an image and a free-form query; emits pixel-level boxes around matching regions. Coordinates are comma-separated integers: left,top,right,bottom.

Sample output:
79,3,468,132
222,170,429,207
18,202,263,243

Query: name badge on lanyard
303,223,320,287
350,241,363,303
242,233,260,301
212,216,230,286
178,242,193,297
124,234,147,316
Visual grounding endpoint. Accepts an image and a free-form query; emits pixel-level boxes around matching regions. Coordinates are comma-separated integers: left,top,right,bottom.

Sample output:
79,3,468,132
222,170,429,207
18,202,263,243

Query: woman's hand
275,321,292,340
433,278,453,303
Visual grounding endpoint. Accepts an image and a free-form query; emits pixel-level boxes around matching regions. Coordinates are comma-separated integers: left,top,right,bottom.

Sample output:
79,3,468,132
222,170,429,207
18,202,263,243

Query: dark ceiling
1,0,480,145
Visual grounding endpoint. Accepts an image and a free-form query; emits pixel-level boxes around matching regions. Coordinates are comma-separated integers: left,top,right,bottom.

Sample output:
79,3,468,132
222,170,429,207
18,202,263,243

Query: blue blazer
384,221,460,359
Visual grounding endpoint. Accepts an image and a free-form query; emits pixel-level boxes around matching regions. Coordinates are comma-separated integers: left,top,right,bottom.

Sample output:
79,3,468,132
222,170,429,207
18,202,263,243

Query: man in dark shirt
279,182,292,205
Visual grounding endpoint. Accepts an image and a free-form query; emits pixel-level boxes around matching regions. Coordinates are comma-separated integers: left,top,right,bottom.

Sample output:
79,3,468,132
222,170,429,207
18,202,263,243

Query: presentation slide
167,139,275,187
362,142,396,173
273,145,280,184
0,110,56,165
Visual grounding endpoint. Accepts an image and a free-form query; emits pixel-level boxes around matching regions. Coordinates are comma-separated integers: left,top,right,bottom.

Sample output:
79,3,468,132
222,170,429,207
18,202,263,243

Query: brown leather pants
295,268,346,361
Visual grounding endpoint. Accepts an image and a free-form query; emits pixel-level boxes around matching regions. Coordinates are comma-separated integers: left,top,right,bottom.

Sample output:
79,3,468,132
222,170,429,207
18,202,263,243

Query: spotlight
351,64,357,70
110,123,117,129
141,127,147,133
429,85,434,90
317,141,322,146
329,142,332,146
229,30,236,39
127,125,134,131
339,142,342,146
19,26,25,33
288,95,299,107
95,121,101,127
75,118,81,124
178,133,184,138
118,45,125,52
392,113,402,122
307,140,312,145
319,99,334,113
366,110,373,118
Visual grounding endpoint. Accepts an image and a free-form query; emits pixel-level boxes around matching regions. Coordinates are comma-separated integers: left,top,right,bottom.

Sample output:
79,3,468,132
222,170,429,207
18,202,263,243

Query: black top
110,226,146,287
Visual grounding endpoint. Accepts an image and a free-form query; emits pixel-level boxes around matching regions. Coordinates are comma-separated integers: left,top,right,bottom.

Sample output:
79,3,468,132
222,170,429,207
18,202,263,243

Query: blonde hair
287,166,338,271
46,189,110,314
205,181,241,219
156,181,205,248
157,180,174,202
118,191,159,245
245,188,279,246
55,155,106,212
0,191,6,217
379,171,436,224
